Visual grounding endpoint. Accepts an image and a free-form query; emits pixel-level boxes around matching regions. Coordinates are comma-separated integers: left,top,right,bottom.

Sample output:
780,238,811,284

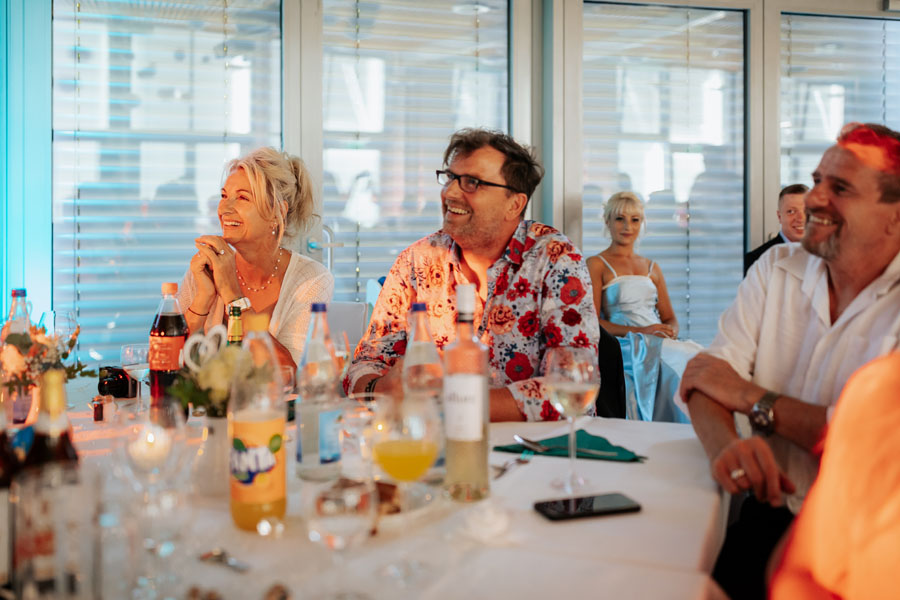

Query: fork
492,450,534,479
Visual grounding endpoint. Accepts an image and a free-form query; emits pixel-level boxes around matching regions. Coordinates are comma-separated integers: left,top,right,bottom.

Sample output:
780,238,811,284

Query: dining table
63,379,729,600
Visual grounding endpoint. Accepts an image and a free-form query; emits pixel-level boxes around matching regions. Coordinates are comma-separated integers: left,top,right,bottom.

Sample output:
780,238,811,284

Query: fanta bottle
228,313,286,531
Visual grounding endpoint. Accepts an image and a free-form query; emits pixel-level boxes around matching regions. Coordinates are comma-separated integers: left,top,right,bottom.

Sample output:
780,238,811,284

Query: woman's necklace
236,248,284,293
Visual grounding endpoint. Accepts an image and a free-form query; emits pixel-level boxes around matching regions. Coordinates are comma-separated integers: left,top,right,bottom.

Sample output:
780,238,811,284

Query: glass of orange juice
372,391,443,511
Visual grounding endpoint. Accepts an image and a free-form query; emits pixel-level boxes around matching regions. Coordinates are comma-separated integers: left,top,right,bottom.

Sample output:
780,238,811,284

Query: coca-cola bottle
149,282,188,408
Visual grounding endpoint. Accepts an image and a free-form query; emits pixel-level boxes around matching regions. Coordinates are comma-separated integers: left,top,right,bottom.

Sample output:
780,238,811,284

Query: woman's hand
637,323,675,338
189,252,217,311
194,235,242,303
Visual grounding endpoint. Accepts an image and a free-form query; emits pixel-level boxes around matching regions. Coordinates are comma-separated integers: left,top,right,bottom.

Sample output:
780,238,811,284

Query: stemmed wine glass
371,392,442,583
121,343,151,412
304,477,379,599
544,347,601,493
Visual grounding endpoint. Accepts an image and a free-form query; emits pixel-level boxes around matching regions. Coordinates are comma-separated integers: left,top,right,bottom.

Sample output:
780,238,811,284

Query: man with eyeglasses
345,128,601,421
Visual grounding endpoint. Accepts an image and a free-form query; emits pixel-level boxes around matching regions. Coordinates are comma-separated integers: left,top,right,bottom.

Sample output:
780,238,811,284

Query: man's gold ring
729,468,746,481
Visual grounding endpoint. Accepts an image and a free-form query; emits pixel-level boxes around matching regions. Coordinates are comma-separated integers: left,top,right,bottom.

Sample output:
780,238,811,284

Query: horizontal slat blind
582,2,745,345
52,0,281,363
321,0,509,301
781,14,900,186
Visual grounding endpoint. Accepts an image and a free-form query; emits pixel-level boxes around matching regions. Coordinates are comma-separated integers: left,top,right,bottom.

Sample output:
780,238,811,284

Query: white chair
327,301,368,355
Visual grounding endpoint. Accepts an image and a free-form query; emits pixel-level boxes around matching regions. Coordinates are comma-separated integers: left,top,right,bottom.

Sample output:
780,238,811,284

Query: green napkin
493,429,644,462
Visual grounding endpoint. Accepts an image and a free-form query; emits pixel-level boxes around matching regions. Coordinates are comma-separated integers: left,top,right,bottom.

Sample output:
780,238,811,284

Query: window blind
51,0,282,363
780,13,900,186
582,2,745,345
321,0,509,302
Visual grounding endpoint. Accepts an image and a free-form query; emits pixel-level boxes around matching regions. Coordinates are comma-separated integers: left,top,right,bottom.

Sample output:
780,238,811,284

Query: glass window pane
52,1,282,363
582,2,745,344
321,0,509,301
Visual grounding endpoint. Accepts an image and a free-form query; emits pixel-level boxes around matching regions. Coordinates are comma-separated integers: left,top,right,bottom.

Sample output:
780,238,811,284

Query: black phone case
534,493,641,521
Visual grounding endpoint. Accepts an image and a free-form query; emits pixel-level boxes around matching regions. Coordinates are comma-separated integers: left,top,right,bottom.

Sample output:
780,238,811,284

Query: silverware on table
513,434,618,458
198,547,250,572
491,451,533,479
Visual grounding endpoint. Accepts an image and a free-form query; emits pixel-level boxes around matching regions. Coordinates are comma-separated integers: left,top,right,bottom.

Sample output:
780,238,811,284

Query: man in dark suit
744,184,809,274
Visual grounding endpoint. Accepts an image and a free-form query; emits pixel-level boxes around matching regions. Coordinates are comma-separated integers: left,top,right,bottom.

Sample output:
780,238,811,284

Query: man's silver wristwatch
750,390,779,436
227,297,252,312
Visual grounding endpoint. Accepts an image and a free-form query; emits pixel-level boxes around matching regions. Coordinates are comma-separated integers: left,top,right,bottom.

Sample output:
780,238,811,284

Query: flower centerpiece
1,323,95,423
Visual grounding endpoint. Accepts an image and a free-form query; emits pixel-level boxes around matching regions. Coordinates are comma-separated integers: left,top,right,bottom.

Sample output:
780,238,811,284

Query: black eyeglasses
436,170,520,194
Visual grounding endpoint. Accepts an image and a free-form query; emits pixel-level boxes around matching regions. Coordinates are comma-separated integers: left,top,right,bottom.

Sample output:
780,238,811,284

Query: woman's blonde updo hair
225,147,317,246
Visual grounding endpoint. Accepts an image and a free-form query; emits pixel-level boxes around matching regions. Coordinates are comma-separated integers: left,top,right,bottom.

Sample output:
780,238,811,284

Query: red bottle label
149,336,184,371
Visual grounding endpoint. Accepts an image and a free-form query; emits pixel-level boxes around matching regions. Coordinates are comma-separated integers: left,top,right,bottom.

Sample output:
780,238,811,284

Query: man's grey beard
801,227,841,260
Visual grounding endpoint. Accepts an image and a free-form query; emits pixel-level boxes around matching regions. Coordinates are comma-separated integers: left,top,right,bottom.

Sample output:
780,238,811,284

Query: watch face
751,403,773,431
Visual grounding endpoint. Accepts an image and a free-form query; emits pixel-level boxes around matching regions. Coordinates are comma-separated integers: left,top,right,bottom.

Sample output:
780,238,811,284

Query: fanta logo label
230,434,282,484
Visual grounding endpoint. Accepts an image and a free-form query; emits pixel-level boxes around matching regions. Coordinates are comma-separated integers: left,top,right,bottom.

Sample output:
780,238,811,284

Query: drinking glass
544,347,601,493
341,392,383,480
332,332,352,385
371,393,442,584
38,310,77,339
121,343,151,412
305,477,379,599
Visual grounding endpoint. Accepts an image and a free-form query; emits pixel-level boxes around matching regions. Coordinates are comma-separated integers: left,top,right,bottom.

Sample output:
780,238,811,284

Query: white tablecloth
67,380,728,599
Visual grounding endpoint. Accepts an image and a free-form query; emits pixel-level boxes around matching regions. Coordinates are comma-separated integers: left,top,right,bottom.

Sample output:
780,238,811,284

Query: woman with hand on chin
586,191,701,422
178,147,333,369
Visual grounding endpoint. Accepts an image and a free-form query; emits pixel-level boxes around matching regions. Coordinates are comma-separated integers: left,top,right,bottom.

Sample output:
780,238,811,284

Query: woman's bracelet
188,306,209,317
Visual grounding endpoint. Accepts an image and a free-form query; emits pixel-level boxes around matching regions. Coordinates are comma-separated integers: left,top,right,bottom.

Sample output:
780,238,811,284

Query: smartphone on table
534,492,641,521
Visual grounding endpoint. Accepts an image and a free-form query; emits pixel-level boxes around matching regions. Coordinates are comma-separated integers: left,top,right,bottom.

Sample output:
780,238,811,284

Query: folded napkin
493,429,644,462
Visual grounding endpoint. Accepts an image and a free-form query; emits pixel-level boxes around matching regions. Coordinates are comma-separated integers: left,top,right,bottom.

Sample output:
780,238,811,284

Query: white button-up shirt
707,243,900,513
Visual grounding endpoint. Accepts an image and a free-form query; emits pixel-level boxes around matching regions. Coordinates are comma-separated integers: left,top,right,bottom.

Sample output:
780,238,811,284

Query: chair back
327,301,368,354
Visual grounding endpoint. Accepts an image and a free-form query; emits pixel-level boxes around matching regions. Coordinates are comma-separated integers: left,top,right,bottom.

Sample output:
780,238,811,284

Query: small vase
192,415,230,496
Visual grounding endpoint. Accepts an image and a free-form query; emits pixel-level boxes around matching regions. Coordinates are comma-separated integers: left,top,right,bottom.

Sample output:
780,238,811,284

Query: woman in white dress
178,147,333,369
586,191,701,422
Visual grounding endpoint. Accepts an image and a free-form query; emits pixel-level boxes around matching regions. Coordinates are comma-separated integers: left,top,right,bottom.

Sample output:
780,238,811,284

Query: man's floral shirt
345,220,600,421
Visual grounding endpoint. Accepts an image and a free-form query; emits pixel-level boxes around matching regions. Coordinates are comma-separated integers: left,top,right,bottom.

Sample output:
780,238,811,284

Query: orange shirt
770,352,900,599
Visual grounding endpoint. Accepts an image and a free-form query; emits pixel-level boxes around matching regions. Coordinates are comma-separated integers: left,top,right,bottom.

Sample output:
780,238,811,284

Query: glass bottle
149,282,188,408
21,369,78,470
295,303,342,481
0,288,31,344
226,305,243,346
228,313,286,531
443,284,489,502
0,388,18,588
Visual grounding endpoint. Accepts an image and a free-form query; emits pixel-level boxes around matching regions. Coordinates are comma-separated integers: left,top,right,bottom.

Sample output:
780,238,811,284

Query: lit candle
128,424,173,471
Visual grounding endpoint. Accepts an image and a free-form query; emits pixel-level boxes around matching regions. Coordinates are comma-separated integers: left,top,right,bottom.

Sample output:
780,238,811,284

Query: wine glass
114,400,187,597
341,392,383,480
371,393,442,584
304,477,379,599
39,310,78,359
544,347,601,493
121,343,151,412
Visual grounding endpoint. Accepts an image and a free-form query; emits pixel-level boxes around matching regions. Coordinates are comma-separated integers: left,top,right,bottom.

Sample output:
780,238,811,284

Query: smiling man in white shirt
679,122,900,600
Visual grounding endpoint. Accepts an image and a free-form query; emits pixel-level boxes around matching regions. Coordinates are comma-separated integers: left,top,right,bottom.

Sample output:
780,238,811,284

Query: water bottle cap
245,313,270,332
311,302,327,313
411,302,427,312
456,284,476,314
11,288,26,298
161,282,178,295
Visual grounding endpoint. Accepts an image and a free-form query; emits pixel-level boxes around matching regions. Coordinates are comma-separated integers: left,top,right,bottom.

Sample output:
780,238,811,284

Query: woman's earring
272,228,277,235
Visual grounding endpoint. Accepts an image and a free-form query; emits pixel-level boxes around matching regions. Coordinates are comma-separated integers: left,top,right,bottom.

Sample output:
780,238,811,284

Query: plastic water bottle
295,303,342,481
149,282,188,408
229,313,286,531
403,302,445,483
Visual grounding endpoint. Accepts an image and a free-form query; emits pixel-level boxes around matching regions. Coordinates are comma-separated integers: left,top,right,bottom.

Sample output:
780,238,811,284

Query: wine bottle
149,282,188,408
21,369,78,469
0,386,18,589
226,305,243,346
443,284,489,502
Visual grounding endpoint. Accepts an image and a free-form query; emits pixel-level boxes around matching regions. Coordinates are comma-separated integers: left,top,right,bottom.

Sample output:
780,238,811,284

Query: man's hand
680,353,764,414
712,437,796,506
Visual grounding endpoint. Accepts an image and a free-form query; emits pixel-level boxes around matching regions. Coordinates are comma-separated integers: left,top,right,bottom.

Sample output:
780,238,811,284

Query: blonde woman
586,191,701,422
178,147,334,369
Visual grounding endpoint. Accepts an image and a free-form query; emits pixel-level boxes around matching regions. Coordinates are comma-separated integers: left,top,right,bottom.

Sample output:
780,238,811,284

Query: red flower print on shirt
540,400,560,421
560,277,586,305
494,268,510,295
561,308,582,326
518,310,540,337
544,322,563,347
392,339,407,355
508,277,532,301
508,238,524,263
573,331,591,348
505,352,534,381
